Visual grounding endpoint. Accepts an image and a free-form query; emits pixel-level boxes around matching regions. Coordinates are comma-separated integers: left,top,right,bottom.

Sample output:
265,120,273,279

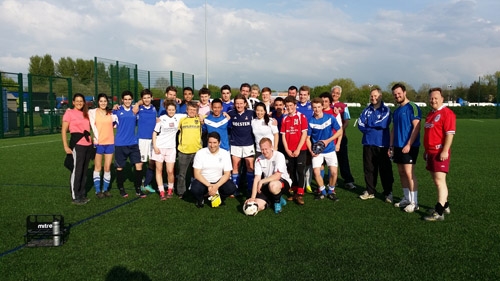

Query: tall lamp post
205,0,208,88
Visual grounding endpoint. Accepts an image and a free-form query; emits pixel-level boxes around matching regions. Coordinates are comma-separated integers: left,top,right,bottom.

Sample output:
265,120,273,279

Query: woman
152,100,186,200
228,94,255,196
61,93,93,205
251,102,279,158
89,93,116,198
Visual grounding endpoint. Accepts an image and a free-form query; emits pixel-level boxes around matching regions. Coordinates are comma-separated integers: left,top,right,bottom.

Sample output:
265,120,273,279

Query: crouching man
245,138,292,214
190,132,236,208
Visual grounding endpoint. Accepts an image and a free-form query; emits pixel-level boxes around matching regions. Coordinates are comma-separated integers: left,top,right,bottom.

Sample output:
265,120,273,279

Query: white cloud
0,0,499,91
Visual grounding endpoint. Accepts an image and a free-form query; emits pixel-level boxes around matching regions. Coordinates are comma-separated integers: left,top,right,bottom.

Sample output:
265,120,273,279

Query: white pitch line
0,140,60,149
468,119,484,123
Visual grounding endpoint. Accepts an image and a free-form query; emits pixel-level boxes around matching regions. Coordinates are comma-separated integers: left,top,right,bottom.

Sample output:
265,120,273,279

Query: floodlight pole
205,0,208,88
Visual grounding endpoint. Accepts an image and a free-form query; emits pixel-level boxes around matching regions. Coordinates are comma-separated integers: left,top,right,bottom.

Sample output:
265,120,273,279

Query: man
331,85,356,190
390,83,421,213
287,85,298,98
198,87,211,116
320,92,342,126
281,96,308,205
271,97,286,155
260,87,273,113
177,101,203,198
307,98,343,201
132,89,157,194
203,98,230,151
296,86,313,193
246,138,291,214
319,92,342,183
220,84,234,112
113,91,146,198
240,82,258,110
423,87,456,221
178,87,194,114
190,132,237,208
158,85,180,116
357,87,394,203
297,85,313,119
250,84,260,99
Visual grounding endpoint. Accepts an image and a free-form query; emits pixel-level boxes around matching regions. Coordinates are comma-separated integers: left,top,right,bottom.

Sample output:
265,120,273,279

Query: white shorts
231,145,255,158
151,148,176,163
138,139,152,162
312,151,338,168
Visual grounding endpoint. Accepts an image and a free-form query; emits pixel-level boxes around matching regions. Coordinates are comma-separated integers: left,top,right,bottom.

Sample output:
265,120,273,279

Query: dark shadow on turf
106,266,151,281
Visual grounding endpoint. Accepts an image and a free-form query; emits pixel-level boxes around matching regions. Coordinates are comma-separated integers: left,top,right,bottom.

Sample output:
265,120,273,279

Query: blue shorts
115,145,141,168
96,144,115,155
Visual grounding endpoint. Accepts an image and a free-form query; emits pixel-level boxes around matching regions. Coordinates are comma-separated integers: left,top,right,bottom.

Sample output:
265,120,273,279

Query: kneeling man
245,138,292,214
190,132,236,208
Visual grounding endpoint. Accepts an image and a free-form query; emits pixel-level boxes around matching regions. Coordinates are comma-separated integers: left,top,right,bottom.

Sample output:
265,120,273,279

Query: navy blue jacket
357,102,391,147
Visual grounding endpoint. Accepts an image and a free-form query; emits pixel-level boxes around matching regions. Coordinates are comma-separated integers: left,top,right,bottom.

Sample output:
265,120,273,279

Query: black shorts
393,146,419,165
255,178,290,207
115,145,141,168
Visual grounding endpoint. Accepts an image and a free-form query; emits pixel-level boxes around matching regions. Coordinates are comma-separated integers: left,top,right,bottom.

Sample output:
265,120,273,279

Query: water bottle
53,220,61,246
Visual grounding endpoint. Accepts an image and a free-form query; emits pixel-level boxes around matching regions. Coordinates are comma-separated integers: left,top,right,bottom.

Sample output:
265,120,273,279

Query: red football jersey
424,106,456,151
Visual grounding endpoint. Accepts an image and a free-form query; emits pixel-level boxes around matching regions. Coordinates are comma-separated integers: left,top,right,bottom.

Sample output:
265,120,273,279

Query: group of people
356,83,456,221
61,82,455,221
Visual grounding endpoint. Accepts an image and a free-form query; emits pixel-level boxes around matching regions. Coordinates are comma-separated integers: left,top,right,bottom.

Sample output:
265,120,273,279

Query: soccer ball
243,201,259,216
312,141,326,155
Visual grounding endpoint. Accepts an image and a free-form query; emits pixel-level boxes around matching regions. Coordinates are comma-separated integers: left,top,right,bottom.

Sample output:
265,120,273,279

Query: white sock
403,188,410,200
411,191,418,204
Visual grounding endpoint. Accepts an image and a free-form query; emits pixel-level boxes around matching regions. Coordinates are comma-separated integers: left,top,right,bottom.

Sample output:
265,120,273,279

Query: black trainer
196,199,204,208
119,188,129,198
327,193,339,202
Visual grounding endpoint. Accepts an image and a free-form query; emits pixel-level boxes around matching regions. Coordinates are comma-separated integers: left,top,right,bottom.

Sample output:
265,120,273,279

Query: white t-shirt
254,151,292,186
251,118,279,152
192,147,232,183
153,113,186,148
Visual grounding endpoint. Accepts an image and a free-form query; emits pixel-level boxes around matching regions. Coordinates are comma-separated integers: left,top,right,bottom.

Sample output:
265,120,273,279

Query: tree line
2,54,499,104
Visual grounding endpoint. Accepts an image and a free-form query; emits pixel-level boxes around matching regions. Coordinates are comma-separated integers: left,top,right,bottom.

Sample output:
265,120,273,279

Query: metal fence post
18,73,24,137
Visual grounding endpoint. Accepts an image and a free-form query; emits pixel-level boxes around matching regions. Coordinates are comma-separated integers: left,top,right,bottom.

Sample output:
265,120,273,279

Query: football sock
296,187,304,195
273,188,283,203
435,202,445,216
103,172,111,191
403,188,410,200
246,172,254,194
116,170,125,189
411,191,418,204
328,185,335,193
319,186,326,195
134,169,143,191
93,171,101,193
231,174,240,187
304,169,310,187
320,169,325,180
144,168,154,186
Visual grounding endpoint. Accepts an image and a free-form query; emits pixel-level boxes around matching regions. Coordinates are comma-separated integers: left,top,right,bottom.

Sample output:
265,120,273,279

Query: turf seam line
69,197,140,228
0,197,140,259
0,140,60,149
1,184,69,188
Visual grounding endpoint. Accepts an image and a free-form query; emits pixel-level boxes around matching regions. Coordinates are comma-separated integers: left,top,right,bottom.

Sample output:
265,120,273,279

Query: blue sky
1,0,499,92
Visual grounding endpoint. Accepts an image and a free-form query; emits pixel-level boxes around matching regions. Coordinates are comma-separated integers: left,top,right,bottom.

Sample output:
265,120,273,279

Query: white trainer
394,197,410,208
404,202,419,213
359,191,375,200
